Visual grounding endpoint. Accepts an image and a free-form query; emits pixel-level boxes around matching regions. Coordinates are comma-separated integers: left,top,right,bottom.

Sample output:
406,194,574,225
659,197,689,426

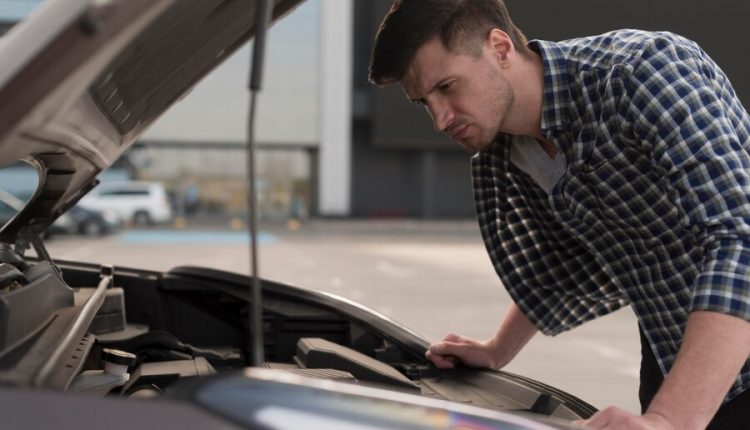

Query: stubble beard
468,70,515,155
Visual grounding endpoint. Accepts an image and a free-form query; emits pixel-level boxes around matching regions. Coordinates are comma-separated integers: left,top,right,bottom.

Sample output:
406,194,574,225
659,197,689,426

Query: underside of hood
0,0,303,245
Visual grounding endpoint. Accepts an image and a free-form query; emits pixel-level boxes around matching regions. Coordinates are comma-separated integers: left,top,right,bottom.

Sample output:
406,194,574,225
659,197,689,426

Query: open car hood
0,0,303,243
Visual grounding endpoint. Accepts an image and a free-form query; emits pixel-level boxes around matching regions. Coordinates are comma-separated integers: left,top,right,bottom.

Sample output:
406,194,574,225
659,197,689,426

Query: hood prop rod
245,0,272,367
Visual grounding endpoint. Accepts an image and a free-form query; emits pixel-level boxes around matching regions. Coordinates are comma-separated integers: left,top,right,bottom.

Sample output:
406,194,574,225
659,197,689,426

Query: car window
0,199,18,217
0,162,39,228
99,189,150,197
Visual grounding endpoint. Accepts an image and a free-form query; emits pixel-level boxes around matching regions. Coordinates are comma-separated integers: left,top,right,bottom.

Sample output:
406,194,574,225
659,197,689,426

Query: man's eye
438,81,454,91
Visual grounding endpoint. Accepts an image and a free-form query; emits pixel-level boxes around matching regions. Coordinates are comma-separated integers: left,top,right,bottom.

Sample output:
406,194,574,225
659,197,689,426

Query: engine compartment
0,250,595,422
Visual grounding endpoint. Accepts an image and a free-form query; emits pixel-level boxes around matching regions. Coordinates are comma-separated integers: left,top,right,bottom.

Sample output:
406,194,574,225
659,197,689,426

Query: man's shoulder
549,29,702,70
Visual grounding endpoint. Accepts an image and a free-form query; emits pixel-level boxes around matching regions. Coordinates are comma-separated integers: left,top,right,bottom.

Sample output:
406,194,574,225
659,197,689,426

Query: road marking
374,260,412,278
119,230,278,245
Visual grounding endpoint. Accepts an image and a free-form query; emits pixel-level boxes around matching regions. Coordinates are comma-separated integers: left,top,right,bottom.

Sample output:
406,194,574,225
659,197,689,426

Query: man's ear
487,29,514,65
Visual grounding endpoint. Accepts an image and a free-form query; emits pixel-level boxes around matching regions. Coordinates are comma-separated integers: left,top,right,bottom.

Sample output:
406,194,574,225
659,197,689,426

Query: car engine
0,245,595,422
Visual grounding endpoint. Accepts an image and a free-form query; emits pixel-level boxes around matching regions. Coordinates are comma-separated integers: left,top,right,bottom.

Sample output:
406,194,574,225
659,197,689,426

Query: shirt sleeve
622,36,750,322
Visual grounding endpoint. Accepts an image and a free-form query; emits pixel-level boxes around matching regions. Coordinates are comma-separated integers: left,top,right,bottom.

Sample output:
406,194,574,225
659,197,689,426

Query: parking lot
45,219,641,413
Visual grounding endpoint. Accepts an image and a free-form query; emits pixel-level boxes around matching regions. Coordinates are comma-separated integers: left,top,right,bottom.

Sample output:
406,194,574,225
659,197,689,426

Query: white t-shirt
509,135,567,195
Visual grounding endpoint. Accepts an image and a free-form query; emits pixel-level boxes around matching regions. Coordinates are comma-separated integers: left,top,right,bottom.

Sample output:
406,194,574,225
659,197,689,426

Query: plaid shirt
472,30,750,401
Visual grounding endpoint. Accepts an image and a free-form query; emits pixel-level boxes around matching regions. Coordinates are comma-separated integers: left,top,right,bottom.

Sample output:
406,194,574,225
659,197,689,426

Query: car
0,0,594,428
0,190,119,237
50,205,123,236
78,181,172,226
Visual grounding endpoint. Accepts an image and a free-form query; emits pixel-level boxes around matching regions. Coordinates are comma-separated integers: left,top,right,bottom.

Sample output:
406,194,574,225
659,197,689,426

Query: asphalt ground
43,219,641,413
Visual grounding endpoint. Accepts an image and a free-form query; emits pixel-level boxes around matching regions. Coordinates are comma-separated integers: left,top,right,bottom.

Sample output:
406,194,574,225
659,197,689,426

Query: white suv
79,181,172,225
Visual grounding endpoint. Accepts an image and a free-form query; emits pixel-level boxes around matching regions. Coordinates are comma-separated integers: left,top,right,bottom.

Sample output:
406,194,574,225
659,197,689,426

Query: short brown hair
369,0,529,85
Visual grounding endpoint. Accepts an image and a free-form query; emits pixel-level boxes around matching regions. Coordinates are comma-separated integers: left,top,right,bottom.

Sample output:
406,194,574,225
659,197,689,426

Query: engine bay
0,247,594,421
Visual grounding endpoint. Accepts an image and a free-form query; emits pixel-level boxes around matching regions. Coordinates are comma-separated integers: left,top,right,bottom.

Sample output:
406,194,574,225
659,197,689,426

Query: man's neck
500,51,546,139
538,138,558,159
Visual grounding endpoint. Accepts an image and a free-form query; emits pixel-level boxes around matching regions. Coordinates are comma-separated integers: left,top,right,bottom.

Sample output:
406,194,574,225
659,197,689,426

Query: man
368,1,750,429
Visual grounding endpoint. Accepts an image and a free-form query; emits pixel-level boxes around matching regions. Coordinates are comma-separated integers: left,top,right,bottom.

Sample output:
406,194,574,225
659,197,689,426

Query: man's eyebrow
408,78,452,105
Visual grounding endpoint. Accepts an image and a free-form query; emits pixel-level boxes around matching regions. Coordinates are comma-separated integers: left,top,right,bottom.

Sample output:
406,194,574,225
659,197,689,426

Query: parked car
0,0,594,428
79,181,172,226
0,190,120,236
50,205,123,236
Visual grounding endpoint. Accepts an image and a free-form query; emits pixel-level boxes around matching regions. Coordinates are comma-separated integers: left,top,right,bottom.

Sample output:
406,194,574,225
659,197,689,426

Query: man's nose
429,102,454,132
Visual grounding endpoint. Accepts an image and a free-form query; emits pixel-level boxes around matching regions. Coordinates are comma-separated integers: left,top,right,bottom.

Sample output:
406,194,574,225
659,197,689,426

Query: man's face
401,36,514,154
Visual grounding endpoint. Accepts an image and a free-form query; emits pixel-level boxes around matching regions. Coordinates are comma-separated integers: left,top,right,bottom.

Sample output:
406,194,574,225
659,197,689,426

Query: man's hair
369,0,529,85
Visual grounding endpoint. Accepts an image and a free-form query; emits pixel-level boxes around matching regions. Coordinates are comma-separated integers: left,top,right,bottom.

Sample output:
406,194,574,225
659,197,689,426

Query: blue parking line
119,230,278,245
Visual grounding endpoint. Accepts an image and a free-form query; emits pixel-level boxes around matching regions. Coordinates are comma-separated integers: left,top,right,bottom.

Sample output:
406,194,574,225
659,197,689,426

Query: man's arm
581,37,750,429
426,302,538,369
582,311,750,429
648,311,750,427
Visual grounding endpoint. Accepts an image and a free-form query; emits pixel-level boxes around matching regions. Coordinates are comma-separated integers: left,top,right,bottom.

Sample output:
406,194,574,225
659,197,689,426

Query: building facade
2,0,749,219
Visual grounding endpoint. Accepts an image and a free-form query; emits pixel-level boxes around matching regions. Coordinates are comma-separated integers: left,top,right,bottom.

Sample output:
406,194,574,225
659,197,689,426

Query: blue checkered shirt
472,30,750,401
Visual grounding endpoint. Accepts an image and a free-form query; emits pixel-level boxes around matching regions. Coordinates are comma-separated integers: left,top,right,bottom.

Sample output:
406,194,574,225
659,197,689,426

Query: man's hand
427,303,539,370
576,407,675,430
426,333,502,369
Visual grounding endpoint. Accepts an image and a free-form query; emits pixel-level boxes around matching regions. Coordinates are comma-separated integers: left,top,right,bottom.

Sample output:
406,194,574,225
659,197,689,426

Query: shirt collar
528,39,572,135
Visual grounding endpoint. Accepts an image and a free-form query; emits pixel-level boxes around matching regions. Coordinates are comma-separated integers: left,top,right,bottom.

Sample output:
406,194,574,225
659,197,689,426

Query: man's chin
460,144,479,155
458,138,490,155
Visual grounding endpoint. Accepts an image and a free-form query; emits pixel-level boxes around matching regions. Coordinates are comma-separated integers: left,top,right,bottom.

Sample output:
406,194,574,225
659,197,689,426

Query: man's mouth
450,124,469,141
